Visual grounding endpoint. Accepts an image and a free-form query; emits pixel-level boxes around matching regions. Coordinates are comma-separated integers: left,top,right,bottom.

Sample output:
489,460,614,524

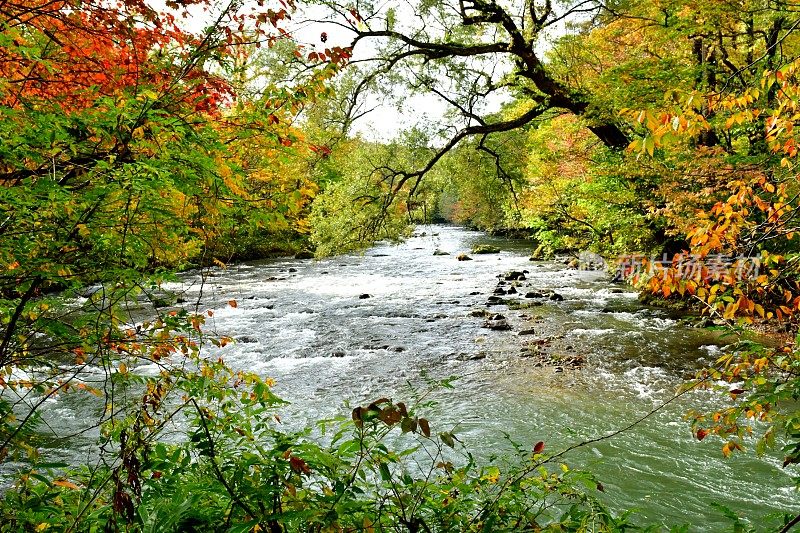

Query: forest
1,0,800,531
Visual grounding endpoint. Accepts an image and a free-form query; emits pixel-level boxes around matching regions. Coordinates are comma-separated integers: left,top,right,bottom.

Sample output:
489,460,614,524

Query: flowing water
21,225,800,528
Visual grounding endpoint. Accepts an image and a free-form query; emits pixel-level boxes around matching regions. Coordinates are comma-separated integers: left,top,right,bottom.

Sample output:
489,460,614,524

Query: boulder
529,243,552,261
549,293,564,302
433,249,450,256
359,294,371,299
525,291,545,299
504,271,526,281
457,253,473,261
472,244,501,254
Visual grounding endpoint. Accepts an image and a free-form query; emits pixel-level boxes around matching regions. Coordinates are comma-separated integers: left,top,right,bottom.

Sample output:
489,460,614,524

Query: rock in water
472,244,501,254
457,253,473,261
504,271,526,281
483,318,511,331
433,249,450,256
359,294,371,299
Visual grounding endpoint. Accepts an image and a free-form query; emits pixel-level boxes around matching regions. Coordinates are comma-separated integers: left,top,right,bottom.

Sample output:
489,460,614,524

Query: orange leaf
228,300,238,308
52,479,80,490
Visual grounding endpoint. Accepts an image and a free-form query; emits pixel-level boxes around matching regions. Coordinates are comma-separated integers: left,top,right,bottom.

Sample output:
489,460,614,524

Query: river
28,225,800,529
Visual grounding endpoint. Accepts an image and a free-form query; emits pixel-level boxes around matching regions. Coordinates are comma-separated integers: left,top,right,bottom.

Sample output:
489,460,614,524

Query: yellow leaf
118,363,127,374
645,135,655,156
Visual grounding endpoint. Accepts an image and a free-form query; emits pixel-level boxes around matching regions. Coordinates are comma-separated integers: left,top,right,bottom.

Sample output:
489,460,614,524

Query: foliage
0,362,628,532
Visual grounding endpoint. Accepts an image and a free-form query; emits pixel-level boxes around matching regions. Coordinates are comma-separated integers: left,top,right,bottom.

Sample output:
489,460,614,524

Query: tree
304,1,639,188
0,0,333,464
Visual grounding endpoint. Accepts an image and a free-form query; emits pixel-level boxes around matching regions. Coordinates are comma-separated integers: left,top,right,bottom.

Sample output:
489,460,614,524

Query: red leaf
418,418,431,438
696,428,708,441
289,456,311,474
533,441,545,454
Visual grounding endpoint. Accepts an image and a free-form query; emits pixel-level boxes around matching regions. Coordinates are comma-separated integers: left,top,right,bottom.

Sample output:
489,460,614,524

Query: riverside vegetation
1,0,800,531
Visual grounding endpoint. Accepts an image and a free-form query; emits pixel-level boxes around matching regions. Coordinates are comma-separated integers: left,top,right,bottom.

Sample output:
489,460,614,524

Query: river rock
525,291,545,299
332,350,346,357
493,287,507,295
517,328,537,336
470,309,489,317
433,249,450,256
288,268,298,273
483,318,511,331
506,286,517,294
549,293,564,301
238,336,259,344
504,271,526,281
472,244,500,254
359,294,371,299
530,243,555,261
457,253,473,261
